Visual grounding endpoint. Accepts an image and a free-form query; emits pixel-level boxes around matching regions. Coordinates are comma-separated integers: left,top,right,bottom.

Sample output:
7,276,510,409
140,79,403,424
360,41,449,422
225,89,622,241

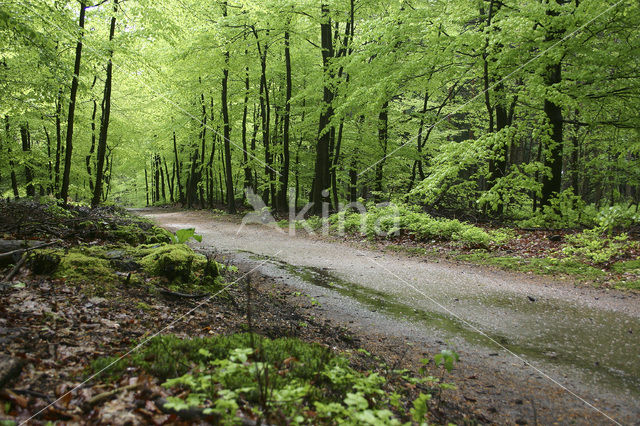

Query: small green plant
432,349,459,373
171,228,203,244
563,228,637,264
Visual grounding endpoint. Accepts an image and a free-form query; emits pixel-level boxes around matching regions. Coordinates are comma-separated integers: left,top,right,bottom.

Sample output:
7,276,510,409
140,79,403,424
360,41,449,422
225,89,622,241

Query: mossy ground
28,242,224,296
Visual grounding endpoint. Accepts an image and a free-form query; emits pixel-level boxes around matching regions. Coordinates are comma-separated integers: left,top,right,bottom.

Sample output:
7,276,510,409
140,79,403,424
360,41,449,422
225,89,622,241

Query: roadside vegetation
274,200,639,291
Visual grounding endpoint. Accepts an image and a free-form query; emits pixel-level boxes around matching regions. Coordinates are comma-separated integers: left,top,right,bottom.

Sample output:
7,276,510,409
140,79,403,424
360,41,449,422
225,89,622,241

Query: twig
158,287,208,299
0,240,61,262
87,383,140,406
4,252,27,281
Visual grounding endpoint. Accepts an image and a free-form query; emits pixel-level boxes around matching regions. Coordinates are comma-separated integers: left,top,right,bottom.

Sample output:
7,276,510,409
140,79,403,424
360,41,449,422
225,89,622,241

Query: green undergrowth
455,251,605,280
91,333,451,424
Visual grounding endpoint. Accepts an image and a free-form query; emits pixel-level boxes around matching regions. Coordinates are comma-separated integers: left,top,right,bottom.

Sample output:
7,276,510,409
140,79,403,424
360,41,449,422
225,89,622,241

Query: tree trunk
144,166,149,206
253,27,272,206
221,2,235,213
173,132,183,204
61,0,86,205
20,124,35,197
86,76,98,193
311,3,335,214
54,89,63,194
374,102,389,199
277,30,292,210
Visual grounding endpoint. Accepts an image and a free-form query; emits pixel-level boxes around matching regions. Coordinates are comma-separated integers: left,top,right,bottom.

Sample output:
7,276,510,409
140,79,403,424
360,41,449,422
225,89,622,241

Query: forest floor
144,207,640,425
0,200,480,425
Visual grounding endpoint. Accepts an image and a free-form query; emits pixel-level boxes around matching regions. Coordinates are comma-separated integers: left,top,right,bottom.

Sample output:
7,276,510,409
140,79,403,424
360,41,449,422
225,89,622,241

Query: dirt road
142,209,640,425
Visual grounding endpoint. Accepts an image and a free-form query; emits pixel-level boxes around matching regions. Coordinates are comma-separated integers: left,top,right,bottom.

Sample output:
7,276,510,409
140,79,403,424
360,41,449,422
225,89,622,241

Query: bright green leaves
171,227,202,244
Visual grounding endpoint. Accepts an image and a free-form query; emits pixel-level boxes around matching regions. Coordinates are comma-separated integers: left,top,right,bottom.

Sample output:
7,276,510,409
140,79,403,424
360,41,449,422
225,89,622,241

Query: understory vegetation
92,333,458,425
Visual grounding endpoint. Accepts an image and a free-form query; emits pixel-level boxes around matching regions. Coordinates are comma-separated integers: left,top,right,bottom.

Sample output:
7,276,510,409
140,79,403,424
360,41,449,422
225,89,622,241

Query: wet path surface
142,209,640,424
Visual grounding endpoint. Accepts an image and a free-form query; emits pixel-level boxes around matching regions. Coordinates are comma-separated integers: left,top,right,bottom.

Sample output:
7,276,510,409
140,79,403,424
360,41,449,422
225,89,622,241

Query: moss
147,226,174,244
27,249,62,275
53,247,118,285
611,259,640,273
138,243,201,282
456,252,605,280
614,280,640,291
110,224,148,245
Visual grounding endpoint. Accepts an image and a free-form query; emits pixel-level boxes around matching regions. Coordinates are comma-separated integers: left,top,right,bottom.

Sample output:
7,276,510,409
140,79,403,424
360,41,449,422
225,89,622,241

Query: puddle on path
248,253,640,399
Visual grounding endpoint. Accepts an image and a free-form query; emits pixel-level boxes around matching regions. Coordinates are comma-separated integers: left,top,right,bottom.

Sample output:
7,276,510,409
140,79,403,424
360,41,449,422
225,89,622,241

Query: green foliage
92,333,441,424
432,349,459,373
329,203,511,248
562,229,637,264
171,228,203,244
596,203,640,233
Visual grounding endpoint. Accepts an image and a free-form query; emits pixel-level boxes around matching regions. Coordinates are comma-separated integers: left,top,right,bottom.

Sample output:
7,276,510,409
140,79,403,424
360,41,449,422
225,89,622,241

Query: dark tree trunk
44,125,53,194
311,3,335,214
253,27,272,205
61,0,86,205
164,157,174,202
20,124,35,197
221,1,235,213
241,54,252,194
144,166,149,206
173,132,183,204
5,117,19,198
277,30,292,210
374,102,389,199
54,89,62,194
86,76,98,193
91,1,116,208
541,62,563,207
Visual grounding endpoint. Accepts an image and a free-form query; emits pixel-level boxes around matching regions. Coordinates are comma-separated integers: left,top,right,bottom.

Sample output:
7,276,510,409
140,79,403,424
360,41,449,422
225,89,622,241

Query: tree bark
20,124,35,197
221,2,235,213
61,0,86,205
277,30,292,210
311,3,335,214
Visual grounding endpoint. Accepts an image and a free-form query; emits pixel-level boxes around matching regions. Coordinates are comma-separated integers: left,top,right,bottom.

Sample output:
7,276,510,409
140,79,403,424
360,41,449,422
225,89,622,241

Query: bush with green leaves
329,202,511,248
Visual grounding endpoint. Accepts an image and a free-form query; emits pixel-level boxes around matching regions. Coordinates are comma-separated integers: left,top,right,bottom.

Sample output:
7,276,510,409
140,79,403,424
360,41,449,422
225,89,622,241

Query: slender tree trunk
173,132,183,204
5,117,19,198
311,3,335,214
86,76,98,192
221,1,235,213
277,30,292,210
54,89,62,194
374,102,389,199
91,2,116,208
61,0,86,205
253,27,272,205
44,125,53,194
144,166,149,206
164,157,174,202
20,124,35,197
241,54,252,194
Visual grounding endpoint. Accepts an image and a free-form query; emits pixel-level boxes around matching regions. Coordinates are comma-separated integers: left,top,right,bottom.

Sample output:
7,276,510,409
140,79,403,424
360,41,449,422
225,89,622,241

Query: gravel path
142,209,640,425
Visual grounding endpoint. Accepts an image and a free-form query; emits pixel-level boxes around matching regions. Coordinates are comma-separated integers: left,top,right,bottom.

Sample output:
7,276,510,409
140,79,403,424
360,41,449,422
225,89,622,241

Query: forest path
141,208,639,424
